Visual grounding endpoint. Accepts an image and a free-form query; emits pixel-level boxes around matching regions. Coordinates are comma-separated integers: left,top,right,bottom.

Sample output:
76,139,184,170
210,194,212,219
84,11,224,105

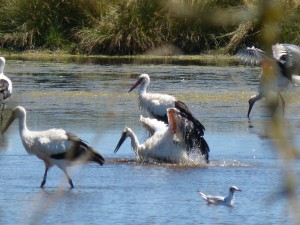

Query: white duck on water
128,73,208,156
237,43,300,117
114,107,210,164
198,186,241,207
2,106,105,188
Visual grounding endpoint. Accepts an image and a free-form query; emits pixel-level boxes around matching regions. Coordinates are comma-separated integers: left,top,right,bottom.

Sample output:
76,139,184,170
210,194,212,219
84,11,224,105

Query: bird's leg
278,93,285,116
248,94,263,118
40,166,49,188
63,170,74,189
0,103,4,134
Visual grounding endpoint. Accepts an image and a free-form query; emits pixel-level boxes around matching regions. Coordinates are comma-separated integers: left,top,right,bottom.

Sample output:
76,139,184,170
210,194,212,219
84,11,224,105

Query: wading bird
2,106,105,188
114,107,209,164
198,186,241,207
237,43,300,117
0,57,12,129
128,73,207,154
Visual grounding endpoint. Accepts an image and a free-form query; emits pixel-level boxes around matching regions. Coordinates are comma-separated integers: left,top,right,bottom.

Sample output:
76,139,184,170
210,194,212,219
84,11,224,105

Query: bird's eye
279,55,287,63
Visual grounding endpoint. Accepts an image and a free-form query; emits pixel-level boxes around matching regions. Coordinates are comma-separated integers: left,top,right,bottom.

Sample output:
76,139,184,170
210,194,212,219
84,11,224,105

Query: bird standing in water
0,57,12,130
237,43,300,117
2,106,105,188
128,73,209,159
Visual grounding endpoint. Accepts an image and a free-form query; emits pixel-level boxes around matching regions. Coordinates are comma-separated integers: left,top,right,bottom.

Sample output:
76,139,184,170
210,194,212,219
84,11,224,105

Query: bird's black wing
236,46,271,66
174,101,209,163
175,101,205,135
178,116,210,163
51,132,105,165
0,79,11,104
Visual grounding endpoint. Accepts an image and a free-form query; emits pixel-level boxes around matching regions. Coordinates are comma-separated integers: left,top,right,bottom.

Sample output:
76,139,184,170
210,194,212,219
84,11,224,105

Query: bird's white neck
126,129,140,152
18,112,29,135
138,83,148,96
226,191,235,205
0,66,4,74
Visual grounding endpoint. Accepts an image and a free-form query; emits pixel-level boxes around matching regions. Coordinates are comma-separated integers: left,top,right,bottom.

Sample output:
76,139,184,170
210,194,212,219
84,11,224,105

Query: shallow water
0,60,300,224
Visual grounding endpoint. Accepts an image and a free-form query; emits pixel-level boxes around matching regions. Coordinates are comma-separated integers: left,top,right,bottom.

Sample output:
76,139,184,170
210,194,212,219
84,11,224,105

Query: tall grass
75,0,248,55
75,0,170,55
0,0,300,54
0,0,106,50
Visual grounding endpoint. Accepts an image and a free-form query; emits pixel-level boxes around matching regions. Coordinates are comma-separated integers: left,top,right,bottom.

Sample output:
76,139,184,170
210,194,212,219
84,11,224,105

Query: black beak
128,78,142,93
114,131,128,153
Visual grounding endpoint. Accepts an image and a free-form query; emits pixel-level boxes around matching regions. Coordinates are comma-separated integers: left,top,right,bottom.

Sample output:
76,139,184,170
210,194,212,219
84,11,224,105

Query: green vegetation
0,0,299,55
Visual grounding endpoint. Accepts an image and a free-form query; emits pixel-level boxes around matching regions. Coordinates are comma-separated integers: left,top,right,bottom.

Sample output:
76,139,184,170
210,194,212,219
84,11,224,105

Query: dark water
0,60,299,224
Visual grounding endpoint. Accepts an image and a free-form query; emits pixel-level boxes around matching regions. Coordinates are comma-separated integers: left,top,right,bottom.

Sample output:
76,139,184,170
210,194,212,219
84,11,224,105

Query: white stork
198,186,241,207
114,107,210,164
237,43,300,117
0,57,12,129
128,73,207,155
2,106,105,188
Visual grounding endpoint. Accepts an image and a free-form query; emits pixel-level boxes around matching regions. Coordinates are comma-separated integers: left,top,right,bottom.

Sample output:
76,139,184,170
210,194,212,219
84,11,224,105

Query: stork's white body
125,126,190,164
0,57,12,101
115,108,208,164
20,128,79,168
138,92,176,119
0,56,12,125
2,106,104,188
128,74,209,161
130,74,176,122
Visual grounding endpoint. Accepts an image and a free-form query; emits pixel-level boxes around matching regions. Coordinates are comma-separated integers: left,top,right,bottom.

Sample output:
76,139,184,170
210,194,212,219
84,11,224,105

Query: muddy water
0,60,299,224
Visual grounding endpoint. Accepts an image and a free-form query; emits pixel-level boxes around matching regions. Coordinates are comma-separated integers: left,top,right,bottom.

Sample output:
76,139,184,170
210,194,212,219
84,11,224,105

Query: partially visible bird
198,186,241,207
0,57,12,129
114,107,209,164
128,73,207,156
237,43,300,117
2,106,105,188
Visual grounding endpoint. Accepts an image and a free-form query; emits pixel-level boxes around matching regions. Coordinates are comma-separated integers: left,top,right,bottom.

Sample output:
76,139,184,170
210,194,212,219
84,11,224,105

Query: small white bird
114,107,209,164
128,74,209,161
0,57,12,129
237,43,300,117
198,186,241,207
2,106,105,188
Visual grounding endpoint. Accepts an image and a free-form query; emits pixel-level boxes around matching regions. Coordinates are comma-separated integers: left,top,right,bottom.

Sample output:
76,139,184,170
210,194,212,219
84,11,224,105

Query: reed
0,0,299,54
0,0,105,50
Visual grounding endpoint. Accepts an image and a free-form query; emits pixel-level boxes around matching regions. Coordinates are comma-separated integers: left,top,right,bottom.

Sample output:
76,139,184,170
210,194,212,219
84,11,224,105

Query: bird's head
2,106,26,135
229,186,242,193
128,73,150,92
114,127,131,153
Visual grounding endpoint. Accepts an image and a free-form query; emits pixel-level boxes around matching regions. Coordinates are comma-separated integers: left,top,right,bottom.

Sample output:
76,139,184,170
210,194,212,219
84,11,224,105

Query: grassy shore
3,50,239,66
0,1,299,58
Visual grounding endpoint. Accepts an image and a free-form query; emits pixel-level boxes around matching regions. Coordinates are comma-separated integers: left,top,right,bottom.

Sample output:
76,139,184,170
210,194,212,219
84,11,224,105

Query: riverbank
3,50,239,66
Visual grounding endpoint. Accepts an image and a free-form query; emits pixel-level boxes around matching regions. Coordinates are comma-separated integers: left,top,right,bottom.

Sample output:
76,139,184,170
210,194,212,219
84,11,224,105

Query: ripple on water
109,158,258,168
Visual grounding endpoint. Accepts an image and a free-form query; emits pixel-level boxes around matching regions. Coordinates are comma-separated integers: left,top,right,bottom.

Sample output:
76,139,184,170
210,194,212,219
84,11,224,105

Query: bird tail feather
85,146,105,166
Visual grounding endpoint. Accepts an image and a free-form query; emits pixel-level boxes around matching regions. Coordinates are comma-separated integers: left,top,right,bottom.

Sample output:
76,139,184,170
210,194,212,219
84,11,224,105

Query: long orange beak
167,108,177,134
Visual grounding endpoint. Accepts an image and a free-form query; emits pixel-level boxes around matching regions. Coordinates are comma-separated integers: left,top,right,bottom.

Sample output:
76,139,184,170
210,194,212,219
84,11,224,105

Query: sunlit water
0,60,300,224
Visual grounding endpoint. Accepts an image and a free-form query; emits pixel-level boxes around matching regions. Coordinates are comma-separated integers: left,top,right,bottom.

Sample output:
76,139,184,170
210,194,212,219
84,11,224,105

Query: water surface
0,60,299,224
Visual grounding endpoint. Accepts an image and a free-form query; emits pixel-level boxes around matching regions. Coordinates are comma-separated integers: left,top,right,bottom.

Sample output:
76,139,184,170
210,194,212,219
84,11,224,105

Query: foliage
0,0,106,50
0,0,299,54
